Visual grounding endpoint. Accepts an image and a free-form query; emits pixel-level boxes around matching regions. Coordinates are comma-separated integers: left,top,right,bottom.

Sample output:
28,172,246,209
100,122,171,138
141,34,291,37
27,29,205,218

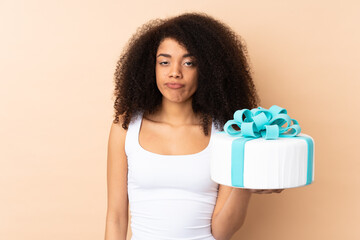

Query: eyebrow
156,53,194,58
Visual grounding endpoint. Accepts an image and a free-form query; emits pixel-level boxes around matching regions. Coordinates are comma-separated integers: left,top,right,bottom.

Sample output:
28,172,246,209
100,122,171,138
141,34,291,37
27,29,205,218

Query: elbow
212,218,245,240
212,233,229,240
212,228,243,240
106,210,128,225
212,231,235,240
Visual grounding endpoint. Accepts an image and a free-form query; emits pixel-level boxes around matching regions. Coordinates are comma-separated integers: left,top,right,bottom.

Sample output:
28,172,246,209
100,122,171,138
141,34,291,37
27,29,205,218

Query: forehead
156,38,189,54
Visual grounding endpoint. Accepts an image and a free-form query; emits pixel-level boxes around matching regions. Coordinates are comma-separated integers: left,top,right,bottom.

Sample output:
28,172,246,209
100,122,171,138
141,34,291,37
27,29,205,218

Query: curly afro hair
112,12,260,135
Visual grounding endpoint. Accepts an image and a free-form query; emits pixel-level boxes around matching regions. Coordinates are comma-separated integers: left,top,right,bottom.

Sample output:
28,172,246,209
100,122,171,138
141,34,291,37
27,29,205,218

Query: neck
155,97,199,126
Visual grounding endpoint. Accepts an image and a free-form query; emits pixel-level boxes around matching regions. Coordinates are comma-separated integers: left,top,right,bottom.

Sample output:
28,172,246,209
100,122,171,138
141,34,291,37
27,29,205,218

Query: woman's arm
211,186,284,240
211,185,252,240
104,122,129,240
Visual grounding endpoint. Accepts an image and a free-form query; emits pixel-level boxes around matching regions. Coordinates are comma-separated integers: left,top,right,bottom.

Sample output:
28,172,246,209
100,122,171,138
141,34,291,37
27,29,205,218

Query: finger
257,190,270,194
250,189,263,193
252,189,265,194
253,189,284,194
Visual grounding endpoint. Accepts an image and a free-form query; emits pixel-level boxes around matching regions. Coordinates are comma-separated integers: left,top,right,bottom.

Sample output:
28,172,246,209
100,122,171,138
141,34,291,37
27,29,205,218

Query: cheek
155,74,167,95
155,66,167,82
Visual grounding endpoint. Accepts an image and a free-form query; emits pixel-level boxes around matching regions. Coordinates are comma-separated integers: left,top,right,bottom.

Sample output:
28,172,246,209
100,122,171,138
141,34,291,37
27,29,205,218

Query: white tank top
125,112,219,240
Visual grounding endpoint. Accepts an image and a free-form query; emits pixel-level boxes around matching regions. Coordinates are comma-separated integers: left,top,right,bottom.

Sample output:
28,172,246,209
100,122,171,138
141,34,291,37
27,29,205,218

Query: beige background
1,0,359,239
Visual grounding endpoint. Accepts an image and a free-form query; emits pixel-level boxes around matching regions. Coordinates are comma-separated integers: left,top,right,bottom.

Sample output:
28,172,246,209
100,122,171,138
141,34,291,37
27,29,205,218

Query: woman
105,12,283,240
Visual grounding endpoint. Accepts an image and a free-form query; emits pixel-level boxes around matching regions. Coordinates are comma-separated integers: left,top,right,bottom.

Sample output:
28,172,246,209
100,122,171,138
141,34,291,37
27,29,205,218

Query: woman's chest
139,121,211,155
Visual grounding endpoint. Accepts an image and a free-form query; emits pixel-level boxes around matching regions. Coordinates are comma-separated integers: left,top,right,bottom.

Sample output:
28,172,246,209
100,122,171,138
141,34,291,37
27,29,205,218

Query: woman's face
155,37,198,104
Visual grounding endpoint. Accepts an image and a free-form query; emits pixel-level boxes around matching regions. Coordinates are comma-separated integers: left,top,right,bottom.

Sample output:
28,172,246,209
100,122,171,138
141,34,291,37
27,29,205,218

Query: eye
184,61,195,67
159,61,169,65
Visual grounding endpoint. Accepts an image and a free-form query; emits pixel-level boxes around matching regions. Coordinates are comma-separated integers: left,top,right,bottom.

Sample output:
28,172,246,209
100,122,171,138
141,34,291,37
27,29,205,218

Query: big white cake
210,105,315,189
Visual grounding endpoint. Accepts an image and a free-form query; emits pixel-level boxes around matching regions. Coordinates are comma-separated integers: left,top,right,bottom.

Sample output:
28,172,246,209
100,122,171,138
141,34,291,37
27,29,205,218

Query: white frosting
210,132,315,189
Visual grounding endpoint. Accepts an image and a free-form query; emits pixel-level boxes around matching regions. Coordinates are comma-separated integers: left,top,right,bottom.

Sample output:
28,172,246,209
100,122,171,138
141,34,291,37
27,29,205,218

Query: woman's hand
248,189,284,194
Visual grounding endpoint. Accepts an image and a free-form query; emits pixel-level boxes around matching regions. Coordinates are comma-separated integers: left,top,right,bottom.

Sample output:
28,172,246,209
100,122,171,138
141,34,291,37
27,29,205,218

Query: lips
165,82,184,89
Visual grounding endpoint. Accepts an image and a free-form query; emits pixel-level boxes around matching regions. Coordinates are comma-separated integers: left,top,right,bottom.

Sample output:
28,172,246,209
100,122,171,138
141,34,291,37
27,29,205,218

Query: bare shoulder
110,115,128,132
107,116,128,175
108,116,128,145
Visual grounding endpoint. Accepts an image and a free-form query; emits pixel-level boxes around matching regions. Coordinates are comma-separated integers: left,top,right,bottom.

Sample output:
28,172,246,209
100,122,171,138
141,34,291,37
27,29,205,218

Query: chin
164,95,191,103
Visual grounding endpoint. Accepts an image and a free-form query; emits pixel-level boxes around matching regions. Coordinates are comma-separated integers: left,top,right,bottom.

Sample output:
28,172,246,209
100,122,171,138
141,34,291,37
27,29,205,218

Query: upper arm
106,120,129,223
212,184,233,220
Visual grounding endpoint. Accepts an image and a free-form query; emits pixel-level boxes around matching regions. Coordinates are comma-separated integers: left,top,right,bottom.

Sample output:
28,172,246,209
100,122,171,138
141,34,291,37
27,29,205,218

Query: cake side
210,132,314,189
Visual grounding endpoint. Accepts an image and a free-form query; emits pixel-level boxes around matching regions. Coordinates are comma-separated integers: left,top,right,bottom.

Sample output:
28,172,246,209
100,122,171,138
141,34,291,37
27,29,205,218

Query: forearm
211,188,252,240
104,217,128,240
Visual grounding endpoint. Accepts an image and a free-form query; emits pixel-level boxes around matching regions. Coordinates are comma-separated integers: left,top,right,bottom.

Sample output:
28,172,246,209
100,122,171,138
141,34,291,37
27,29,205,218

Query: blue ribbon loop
224,105,301,140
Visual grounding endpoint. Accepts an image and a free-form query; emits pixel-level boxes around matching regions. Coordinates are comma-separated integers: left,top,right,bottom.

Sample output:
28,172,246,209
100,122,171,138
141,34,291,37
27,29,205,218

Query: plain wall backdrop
1,0,359,239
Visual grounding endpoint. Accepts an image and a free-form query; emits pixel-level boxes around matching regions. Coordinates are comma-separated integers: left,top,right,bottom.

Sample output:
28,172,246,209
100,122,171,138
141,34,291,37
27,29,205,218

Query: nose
169,62,182,78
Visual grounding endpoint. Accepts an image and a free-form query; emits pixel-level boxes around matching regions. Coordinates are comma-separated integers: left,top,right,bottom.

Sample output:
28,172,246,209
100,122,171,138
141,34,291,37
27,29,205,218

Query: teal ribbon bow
224,105,301,139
